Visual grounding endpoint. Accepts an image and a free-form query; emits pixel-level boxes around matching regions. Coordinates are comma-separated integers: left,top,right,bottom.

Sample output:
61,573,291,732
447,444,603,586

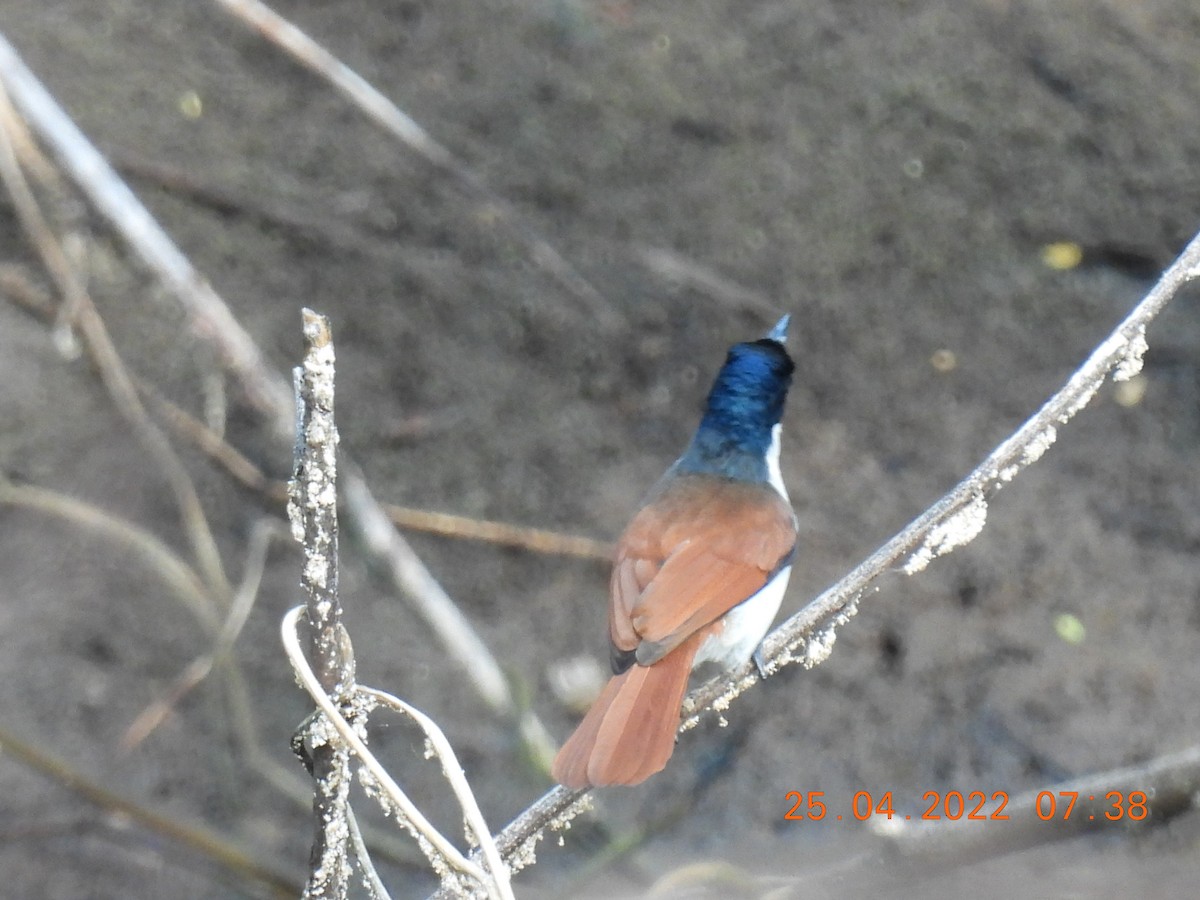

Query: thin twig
210,0,620,331
383,504,611,561
431,231,1200,890
347,808,393,900
361,686,512,898
0,31,294,423
0,725,300,898
0,82,231,600
637,246,783,318
0,477,218,633
121,518,278,750
341,463,513,715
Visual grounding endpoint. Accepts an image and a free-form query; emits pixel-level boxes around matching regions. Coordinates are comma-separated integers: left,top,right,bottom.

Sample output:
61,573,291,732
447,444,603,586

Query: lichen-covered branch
289,309,355,900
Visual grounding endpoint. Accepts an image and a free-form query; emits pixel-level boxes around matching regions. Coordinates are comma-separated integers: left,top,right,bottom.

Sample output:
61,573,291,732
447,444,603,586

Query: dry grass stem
0,725,299,897
211,0,619,331
0,81,231,600
121,518,278,750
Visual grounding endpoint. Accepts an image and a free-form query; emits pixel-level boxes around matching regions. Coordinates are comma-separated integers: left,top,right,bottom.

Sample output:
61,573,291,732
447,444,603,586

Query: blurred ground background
1,0,1199,897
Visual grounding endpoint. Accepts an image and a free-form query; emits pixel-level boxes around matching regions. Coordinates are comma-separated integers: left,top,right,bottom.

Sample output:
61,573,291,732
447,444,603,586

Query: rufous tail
551,634,702,788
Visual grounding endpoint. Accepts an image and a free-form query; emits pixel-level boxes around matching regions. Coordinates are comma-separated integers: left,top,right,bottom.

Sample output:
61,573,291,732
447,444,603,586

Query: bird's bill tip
765,314,790,343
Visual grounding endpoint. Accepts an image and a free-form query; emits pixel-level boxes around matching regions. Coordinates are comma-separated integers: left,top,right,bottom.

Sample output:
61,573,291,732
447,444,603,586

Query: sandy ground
1,1,1200,897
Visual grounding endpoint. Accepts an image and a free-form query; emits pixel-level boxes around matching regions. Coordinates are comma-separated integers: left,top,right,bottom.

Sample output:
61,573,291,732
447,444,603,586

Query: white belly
694,423,792,669
695,564,791,669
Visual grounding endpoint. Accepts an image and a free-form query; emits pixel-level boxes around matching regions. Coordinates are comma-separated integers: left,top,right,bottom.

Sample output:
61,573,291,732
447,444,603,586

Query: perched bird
552,316,797,789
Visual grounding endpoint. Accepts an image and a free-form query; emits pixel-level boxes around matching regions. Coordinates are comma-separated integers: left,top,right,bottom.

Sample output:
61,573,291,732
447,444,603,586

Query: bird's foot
752,646,772,680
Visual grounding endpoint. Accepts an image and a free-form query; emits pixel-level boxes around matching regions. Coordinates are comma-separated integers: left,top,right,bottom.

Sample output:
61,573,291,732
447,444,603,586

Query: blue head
676,317,794,482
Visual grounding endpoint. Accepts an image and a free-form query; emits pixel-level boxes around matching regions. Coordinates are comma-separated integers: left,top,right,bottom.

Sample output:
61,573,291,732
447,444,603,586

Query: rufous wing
613,475,796,664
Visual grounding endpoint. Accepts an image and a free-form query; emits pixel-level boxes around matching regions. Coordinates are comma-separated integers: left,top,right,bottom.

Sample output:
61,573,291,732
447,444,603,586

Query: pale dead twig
0,725,300,898
0,260,56,315
430,233,1200,892
0,82,231,602
0,31,528,728
0,34,292,423
384,505,612,561
0,477,219,633
637,246,783,318
362,684,513,899
144,387,610,560
339,463,526,722
210,0,620,332
347,810,392,900
121,517,279,751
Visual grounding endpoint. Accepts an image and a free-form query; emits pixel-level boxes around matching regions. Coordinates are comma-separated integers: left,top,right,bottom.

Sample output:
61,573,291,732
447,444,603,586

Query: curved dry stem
347,806,393,900
360,686,512,899
281,607,500,896
0,724,300,897
0,478,219,632
121,517,277,750
0,81,231,600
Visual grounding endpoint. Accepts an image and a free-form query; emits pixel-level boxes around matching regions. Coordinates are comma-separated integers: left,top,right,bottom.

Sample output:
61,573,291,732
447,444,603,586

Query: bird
552,316,797,789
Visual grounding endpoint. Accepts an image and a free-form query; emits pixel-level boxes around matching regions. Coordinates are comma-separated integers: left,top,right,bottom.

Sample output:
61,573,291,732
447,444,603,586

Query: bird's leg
751,645,772,680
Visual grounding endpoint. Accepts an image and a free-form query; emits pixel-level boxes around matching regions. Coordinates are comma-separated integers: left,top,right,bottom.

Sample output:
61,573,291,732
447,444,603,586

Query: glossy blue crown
675,317,794,482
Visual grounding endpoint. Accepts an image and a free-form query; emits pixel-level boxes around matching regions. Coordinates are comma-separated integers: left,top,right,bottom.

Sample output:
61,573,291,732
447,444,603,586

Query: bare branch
289,310,355,900
281,608,502,897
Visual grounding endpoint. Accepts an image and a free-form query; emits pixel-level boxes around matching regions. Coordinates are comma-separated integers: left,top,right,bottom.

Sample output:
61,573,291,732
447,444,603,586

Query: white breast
766,423,787,500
